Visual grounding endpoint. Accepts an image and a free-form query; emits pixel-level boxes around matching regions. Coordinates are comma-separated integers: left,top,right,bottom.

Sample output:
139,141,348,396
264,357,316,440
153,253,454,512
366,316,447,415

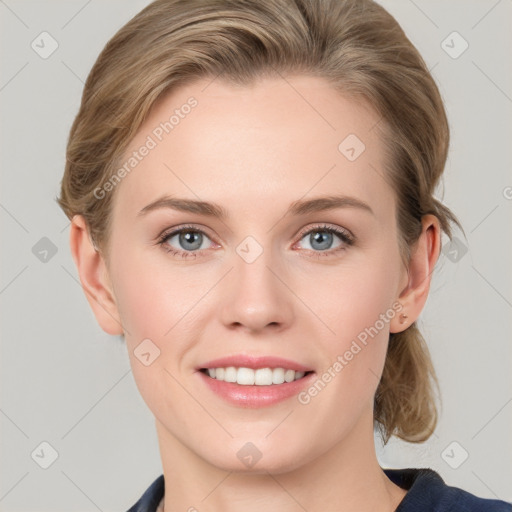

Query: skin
70,75,440,511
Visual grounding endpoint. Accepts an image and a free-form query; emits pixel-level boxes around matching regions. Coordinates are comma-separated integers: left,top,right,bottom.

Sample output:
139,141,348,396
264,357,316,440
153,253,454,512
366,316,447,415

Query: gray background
1,0,511,510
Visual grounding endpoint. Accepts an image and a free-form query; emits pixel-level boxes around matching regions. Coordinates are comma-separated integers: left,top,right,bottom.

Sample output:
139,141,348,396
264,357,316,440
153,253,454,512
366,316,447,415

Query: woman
57,0,511,510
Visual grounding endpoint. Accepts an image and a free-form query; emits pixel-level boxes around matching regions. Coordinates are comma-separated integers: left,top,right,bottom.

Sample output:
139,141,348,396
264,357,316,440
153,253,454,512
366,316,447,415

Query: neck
155,409,406,512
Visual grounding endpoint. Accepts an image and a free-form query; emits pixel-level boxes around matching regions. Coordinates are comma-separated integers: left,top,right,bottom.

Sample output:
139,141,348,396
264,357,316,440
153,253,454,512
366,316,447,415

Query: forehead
111,74,393,222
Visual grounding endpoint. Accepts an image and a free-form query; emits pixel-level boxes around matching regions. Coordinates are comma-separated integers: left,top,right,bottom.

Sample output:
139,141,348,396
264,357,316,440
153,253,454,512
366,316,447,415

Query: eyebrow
137,194,374,219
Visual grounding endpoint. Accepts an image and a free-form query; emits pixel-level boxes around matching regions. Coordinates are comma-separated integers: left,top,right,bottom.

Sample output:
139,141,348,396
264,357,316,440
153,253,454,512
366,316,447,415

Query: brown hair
57,0,463,443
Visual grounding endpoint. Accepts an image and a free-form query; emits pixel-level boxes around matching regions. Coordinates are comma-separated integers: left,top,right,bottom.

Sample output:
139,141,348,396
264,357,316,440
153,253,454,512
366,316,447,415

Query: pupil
311,231,332,250
180,231,202,250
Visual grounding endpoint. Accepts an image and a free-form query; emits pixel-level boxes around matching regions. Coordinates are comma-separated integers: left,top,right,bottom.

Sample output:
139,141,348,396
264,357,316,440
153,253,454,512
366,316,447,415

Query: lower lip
197,370,316,408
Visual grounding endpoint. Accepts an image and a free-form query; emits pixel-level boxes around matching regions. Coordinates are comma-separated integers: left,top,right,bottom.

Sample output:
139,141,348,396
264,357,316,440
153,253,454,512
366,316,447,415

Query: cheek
109,249,207,394
311,247,401,392
109,254,199,417
110,245,195,339
315,251,400,343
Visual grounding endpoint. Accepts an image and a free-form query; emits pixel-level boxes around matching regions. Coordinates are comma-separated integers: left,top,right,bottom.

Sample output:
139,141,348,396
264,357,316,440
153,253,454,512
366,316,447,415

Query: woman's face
104,75,409,472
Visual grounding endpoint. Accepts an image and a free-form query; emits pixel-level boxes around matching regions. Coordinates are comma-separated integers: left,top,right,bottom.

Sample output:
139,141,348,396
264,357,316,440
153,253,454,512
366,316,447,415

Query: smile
200,367,313,386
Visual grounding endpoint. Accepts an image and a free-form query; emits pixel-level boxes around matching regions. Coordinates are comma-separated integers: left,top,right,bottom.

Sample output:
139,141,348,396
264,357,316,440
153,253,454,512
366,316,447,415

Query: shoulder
384,467,512,512
125,470,512,512
126,474,165,512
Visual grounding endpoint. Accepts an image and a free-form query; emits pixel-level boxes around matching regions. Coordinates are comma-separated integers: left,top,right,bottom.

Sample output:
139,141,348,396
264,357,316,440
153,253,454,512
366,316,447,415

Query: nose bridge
219,234,293,331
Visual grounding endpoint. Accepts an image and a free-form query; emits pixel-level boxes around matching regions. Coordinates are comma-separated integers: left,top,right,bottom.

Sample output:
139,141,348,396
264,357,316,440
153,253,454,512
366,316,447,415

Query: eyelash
156,223,355,259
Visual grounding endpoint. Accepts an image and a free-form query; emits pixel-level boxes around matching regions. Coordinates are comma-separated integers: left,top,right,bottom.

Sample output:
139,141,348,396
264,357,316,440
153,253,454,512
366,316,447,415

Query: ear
389,214,441,333
69,215,124,335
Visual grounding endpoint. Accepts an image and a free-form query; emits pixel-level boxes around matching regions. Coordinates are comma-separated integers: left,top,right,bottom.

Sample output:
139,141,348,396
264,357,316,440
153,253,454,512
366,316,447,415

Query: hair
57,0,464,444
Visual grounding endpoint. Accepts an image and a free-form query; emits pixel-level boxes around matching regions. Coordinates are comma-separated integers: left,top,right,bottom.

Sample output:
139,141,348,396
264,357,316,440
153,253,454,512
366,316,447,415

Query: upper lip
197,354,314,372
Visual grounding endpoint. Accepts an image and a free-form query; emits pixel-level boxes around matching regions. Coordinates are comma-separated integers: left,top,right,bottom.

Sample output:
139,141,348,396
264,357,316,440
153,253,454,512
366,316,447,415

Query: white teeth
272,367,285,384
238,367,255,385
284,369,295,382
224,366,237,383
204,367,309,385
254,368,272,385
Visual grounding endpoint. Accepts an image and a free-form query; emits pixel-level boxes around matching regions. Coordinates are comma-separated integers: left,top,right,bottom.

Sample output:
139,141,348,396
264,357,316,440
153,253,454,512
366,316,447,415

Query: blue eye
168,230,206,251
158,225,213,258
295,224,354,256
157,223,354,259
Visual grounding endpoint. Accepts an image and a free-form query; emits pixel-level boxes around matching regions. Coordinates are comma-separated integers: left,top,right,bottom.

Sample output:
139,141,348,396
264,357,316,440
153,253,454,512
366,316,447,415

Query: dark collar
127,468,511,512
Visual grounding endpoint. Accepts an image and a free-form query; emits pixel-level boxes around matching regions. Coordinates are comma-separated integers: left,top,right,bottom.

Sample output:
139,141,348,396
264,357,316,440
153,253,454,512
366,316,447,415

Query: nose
218,244,295,334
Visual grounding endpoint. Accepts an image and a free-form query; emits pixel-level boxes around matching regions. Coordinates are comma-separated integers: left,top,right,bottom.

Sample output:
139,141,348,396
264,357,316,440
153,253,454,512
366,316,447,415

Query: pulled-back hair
57,0,463,443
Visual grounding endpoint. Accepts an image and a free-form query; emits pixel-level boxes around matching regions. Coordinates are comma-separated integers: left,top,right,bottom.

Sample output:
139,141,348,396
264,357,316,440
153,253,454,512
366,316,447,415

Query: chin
197,436,315,475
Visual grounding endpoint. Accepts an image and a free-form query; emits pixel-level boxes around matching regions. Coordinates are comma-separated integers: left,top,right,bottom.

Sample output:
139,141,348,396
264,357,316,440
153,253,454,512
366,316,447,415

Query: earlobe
69,215,124,336
389,215,441,334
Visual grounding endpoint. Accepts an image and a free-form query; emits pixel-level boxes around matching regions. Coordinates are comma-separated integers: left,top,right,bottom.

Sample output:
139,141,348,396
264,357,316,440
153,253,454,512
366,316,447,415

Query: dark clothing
386,468,511,511
127,467,512,511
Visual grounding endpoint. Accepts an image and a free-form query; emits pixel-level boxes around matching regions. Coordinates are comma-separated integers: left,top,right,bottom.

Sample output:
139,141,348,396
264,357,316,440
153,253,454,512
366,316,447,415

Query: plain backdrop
1,1,511,510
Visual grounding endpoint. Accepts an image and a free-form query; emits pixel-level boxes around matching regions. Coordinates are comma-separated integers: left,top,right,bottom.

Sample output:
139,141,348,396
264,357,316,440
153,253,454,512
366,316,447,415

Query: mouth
199,367,315,386
196,355,317,408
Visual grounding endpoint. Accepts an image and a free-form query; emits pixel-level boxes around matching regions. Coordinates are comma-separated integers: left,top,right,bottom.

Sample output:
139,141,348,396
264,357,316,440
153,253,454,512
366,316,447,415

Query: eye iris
310,231,333,251
179,231,202,250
